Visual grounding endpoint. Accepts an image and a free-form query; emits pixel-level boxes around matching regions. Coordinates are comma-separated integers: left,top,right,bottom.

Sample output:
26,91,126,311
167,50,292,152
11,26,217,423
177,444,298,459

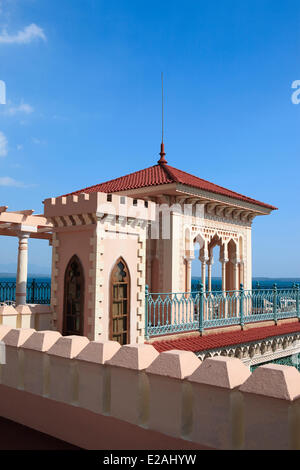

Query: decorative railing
0,280,51,305
145,283,300,338
0,281,16,305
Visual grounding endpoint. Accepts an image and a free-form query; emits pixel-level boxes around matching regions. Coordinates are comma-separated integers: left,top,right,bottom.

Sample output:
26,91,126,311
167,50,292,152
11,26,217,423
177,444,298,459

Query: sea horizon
0,273,299,291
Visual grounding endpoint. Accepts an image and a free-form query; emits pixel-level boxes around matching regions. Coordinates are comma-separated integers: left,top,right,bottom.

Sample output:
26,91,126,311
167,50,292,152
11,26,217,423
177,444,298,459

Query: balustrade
145,283,300,339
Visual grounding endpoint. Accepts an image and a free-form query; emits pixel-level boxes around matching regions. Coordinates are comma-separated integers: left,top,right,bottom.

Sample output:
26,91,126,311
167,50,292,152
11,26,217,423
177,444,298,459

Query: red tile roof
64,162,277,210
150,321,300,353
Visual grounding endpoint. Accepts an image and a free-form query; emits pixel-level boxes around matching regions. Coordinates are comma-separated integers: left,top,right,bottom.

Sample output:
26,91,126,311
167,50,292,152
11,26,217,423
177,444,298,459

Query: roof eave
175,184,277,214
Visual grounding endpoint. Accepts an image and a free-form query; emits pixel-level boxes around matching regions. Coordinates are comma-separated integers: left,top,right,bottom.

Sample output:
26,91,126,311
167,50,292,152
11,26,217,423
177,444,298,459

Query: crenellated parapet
0,325,300,450
43,192,156,227
43,193,156,343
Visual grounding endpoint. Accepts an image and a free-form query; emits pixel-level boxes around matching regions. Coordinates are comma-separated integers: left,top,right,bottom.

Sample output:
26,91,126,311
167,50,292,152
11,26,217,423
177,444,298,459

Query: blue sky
0,0,299,276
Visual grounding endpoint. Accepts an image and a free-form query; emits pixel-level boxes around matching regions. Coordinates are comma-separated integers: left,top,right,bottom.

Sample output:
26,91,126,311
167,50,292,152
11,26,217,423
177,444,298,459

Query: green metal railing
0,280,51,305
145,283,300,339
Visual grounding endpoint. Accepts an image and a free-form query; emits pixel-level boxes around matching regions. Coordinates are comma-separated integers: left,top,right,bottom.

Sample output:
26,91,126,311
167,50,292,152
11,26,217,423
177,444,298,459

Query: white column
233,261,239,291
185,256,194,292
16,233,30,306
200,260,206,292
220,244,228,293
220,259,228,293
207,258,213,292
239,261,244,286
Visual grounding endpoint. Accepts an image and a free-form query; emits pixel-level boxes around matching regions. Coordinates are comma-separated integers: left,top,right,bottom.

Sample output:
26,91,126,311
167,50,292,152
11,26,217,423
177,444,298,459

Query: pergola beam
13,209,35,216
0,228,52,240
0,211,53,228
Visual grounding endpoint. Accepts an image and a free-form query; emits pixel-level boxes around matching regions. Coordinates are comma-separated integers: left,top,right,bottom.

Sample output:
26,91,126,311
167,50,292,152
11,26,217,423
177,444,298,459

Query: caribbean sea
191,277,300,291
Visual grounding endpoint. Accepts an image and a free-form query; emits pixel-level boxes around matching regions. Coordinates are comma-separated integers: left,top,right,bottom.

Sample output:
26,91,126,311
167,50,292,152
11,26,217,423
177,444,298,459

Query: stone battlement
43,192,156,222
0,325,300,449
0,305,52,330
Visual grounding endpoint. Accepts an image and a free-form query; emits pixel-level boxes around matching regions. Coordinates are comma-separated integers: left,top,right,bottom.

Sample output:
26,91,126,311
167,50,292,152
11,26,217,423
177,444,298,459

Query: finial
157,72,168,165
158,142,167,164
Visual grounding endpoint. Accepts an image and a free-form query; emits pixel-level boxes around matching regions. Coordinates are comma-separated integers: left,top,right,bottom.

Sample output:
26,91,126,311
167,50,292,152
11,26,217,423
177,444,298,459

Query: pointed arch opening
63,255,85,336
109,257,131,345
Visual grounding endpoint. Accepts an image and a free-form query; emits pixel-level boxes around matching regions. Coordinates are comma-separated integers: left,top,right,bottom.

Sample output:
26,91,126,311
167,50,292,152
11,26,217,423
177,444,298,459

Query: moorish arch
184,228,245,293
193,232,208,292
63,255,85,336
207,234,223,292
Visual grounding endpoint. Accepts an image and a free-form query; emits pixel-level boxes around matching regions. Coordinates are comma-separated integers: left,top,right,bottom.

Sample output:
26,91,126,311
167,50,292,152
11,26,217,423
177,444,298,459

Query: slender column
201,260,207,292
233,261,239,291
220,243,228,293
207,257,213,292
239,261,244,286
185,256,194,292
220,258,228,318
220,259,228,293
16,233,30,306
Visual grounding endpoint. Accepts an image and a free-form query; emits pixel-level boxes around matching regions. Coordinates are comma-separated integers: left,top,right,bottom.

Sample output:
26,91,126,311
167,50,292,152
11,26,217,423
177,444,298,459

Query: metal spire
158,72,167,164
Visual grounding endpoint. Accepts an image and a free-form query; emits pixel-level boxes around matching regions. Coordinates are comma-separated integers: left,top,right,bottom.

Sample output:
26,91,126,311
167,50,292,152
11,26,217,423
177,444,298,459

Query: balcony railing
0,279,51,305
145,283,300,338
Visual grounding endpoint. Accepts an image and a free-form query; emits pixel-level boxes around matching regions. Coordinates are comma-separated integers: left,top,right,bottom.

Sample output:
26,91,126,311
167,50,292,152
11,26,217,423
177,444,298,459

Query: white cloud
32,137,46,145
0,130,8,157
4,101,34,116
0,23,46,45
0,176,25,187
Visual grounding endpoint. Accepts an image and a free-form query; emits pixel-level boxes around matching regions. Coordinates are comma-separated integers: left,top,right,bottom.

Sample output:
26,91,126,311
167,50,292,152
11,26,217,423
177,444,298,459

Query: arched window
63,255,85,336
110,258,130,345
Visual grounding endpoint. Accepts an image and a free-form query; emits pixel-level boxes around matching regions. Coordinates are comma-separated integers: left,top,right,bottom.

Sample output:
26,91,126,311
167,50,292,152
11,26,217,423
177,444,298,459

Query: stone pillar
220,244,228,293
199,249,209,293
239,261,244,286
220,256,229,318
16,233,30,306
233,260,240,291
185,256,194,292
207,257,213,292
201,260,206,292
220,259,228,292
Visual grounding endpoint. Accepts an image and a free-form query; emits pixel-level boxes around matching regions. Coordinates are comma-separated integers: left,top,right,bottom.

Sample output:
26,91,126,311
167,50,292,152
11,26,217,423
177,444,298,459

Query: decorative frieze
196,333,300,369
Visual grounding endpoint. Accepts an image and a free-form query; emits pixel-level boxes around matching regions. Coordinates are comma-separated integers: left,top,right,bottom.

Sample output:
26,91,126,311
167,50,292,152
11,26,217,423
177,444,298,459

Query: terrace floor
0,416,80,450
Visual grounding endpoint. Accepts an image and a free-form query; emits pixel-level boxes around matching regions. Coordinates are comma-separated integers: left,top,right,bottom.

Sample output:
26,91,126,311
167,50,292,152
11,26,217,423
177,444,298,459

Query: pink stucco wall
54,227,95,337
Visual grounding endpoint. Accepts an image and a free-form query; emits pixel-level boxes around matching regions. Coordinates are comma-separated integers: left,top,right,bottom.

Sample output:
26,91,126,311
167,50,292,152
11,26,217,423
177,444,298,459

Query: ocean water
0,277,50,283
0,276,298,290
191,277,300,291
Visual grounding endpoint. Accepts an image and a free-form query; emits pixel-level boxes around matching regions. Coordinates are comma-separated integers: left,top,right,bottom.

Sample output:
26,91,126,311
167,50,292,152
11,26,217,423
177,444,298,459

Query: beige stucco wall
0,327,299,450
45,192,153,343
51,227,96,338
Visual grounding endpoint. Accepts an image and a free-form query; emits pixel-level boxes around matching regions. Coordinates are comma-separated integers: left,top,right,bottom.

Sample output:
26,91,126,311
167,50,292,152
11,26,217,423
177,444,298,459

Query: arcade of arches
185,231,244,293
